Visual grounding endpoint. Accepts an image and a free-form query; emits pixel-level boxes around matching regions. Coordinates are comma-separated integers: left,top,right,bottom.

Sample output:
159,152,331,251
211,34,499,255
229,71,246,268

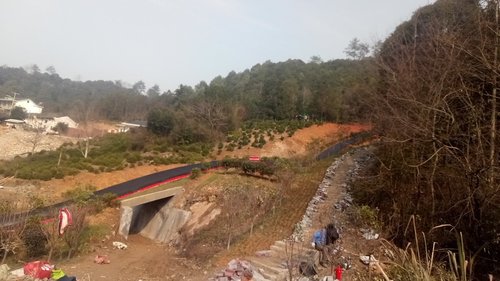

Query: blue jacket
313,229,326,246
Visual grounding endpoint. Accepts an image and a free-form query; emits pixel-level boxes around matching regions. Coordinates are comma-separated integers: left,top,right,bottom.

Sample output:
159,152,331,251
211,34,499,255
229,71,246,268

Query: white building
0,95,43,115
53,116,78,128
14,99,43,114
24,115,78,133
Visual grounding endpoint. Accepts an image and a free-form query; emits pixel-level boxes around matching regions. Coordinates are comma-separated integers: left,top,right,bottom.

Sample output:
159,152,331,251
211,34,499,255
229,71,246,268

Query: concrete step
270,245,318,262
247,256,288,281
255,268,278,281
272,241,316,255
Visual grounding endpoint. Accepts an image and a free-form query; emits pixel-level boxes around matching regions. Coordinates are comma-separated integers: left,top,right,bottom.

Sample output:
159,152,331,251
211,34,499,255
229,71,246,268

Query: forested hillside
0,58,376,134
0,66,148,121
352,0,499,278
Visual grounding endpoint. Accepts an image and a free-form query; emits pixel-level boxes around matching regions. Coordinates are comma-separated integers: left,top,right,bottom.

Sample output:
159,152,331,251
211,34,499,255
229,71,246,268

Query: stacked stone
210,259,257,281
291,155,347,242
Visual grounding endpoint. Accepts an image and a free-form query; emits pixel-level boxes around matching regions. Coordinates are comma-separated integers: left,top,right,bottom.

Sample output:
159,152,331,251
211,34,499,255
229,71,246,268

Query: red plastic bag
23,260,53,279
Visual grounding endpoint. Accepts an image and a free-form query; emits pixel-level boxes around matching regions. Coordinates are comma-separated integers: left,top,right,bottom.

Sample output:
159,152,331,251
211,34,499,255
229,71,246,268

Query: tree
0,201,28,263
72,95,98,158
147,108,175,136
147,84,161,98
362,0,500,275
30,64,40,74
63,207,89,259
45,66,57,75
184,100,228,140
22,121,46,154
310,55,323,64
41,212,60,262
10,106,26,120
344,38,370,60
132,80,146,95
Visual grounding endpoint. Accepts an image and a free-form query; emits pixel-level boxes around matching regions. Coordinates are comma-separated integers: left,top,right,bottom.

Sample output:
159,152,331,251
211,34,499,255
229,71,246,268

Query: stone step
270,243,317,259
255,268,278,281
247,256,288,281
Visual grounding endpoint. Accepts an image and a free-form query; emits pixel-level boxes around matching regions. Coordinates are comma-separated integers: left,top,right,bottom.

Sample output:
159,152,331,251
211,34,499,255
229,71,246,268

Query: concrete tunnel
118,186,191,242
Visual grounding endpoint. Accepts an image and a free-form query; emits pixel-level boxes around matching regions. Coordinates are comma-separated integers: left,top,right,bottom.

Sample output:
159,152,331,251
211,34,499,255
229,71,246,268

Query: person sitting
312,223,339,267
326,223,339,245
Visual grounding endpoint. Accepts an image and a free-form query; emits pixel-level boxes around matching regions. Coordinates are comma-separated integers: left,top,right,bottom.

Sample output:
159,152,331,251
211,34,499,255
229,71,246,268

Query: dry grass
355,219,477,281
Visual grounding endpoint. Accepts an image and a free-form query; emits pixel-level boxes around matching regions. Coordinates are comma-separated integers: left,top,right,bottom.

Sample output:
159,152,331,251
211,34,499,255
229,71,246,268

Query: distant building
0,94,43,115
24,115,78,133
4,119,25,126
0,97,16,111
53,116,78,128
14,98,43,114
109,120,147,133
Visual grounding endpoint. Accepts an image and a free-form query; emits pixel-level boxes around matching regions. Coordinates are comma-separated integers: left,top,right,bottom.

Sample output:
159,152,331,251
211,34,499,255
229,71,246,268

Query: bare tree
63,207,89,259
72,97,97,158
184,100,228,140
0,201,29,263
41,210,60,262
367,0,500,274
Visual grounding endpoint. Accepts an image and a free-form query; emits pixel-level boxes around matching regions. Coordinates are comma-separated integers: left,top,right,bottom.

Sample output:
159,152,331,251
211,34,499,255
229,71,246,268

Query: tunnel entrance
119,186,191,243
128,197,172,235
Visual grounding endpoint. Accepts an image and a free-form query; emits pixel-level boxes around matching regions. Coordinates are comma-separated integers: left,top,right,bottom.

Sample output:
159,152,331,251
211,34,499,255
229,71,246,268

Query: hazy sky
0,0,434,92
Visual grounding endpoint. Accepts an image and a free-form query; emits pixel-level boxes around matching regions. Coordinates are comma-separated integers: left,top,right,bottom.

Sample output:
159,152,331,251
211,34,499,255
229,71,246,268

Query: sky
0,0,434,92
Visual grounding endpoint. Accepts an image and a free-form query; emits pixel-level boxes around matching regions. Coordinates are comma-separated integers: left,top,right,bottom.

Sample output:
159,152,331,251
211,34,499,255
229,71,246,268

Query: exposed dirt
1,122,375,280
0,164,182,204
55,149,380,281
218,123,370,159
0,125,76,160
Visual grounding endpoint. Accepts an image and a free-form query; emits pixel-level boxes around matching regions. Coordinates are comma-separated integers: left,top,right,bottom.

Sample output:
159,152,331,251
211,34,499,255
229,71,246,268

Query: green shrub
22,218,47,258
62,184,97,205
98,192,119,208
349,205,381,230
226,143,236,151
190,168,202,179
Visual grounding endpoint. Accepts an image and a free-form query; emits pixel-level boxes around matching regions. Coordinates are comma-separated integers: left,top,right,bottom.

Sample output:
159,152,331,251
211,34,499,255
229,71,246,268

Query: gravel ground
0,126,76,160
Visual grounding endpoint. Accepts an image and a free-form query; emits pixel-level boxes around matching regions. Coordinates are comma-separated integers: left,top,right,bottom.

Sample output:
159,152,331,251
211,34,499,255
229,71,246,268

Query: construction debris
94,255,111,264
0,264,10,281
112,241,128,250
210,259,268,281
360,229,379,240
359,255,377,265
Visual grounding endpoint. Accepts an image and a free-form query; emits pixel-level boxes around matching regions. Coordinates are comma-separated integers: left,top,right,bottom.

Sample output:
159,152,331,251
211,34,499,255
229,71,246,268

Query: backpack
326,223,339,245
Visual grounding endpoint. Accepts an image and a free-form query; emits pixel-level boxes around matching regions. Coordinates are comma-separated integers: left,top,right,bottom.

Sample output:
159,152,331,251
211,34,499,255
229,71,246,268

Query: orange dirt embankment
219,123,371,159
1,122,370,203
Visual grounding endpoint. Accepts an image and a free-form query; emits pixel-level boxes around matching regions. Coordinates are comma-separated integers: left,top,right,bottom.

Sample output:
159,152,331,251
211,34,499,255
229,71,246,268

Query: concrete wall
119,187,190,243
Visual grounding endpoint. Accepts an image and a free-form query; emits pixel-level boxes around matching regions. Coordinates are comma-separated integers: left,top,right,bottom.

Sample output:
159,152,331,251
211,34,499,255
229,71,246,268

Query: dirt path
52,149,376,281
1,123,374,281
305,148,380,280
235,148,380,281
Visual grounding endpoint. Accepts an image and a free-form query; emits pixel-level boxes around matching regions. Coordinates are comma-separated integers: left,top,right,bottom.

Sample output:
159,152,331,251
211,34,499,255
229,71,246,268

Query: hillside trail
57,149,380,281
239,148,380,281
3,123,374,281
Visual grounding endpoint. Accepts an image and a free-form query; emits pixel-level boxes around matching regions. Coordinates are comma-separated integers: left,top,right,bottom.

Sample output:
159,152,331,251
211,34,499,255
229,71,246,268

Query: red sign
249,156,260,162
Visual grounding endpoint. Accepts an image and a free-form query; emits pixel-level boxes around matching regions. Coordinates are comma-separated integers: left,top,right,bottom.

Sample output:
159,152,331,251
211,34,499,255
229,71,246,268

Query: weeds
356,218,479,281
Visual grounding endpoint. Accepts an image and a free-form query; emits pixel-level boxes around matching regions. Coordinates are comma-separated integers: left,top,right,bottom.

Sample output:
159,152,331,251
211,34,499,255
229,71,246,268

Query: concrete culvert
119,186,191,243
